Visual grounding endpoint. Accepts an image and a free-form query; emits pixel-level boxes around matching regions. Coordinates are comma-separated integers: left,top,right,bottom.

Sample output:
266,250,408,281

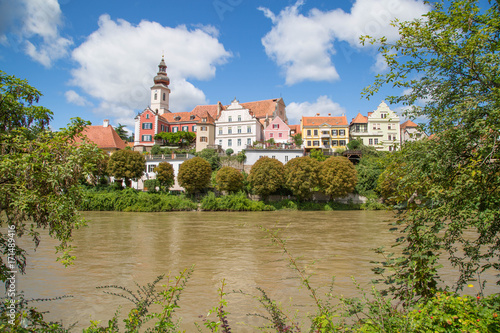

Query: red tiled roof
196,111,216,124
240,99,279,118
350,113,368,125
79,125,126,150
190,104,220,118
161,112,200,123
289,124,301,134
302,116,348,127
400,120,418,129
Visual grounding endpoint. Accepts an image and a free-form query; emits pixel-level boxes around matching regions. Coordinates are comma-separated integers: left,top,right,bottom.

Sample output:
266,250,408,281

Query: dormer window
202,118,207,122
175,116,181,121
190,115,195,120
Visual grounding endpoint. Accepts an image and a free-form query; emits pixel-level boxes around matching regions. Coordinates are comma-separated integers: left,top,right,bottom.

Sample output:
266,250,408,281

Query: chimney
316,113,320,116
328,113,331,116
103,119,109,127
217,101,222,117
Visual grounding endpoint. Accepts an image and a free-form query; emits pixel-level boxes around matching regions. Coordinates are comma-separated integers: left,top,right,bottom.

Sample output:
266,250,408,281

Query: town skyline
1,0,441,133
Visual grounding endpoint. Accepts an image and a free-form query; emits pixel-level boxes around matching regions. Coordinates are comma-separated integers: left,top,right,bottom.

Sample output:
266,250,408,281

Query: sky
0,0,435,134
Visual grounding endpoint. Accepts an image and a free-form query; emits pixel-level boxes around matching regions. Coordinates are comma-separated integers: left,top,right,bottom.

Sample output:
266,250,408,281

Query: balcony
321,132,330,138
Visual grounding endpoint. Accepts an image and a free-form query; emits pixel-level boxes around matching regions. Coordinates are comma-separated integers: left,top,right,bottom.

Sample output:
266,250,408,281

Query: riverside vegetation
2,0,500,331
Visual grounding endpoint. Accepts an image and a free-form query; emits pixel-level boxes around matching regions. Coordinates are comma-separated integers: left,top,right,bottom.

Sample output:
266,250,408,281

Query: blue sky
0,0,435,133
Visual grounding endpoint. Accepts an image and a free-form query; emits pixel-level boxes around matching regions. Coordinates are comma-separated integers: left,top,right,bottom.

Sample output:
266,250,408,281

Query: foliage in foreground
362,0,500,297
177,157,212,194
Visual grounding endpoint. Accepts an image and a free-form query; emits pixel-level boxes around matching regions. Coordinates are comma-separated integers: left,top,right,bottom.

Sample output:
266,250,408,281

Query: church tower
150,56,171,115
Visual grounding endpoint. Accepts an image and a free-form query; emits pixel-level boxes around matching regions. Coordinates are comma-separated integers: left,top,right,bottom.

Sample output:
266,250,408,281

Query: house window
369,139,373,145
218,139,222,146
273,124,279,129
182,126,188,132
313,141,320,146
278,133,283,138
307,130,311,136
148,165,156,173
314,130,318,136
228,127,232,134
238,115,241,121
142,135,152,142
374,138,379,144
272,156,276,159
388,135,392,141
146,114,150,119
389,146,393,151
247,138,251,145
339,130,345,136
237,139,241,146
339,140,346,146
331,129,338,136
270,133,274,138
154,93,157,100
142,123,153,130
332,140,338,146
219,128,223,135
247,126,251,133
381,113,387,119
228,139,232,146
307,140,312,146
200,136,207,142
237,126,242,134
192,125,196,132
228,116,232,122
172,127,178,133
163,93,166,101
285,156,289,162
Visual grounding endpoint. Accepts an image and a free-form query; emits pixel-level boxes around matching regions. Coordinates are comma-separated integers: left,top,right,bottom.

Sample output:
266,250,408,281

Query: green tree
107,150,146,187
363,0,500,297
196,148,221,171
292,133,303,147
215,166,244,193
310,148,326,162
319,156,357,201
114,123,128,141
248,157,284,199
225,148,234,156
284,157,320,201
177,157,212,194
155,162,175,191
355,154,387,197
0,71,102,282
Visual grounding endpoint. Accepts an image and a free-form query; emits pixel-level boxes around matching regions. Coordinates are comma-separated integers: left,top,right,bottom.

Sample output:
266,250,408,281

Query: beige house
350,101,400,151
195,112,216,152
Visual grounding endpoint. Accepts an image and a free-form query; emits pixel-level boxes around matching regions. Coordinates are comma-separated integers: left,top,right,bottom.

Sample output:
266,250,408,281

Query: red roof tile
400,120,418,129
302,116,348,127
240,99,280,118
289,124,301,134
79,125,126,150
161,112,200,123
350,113,368,125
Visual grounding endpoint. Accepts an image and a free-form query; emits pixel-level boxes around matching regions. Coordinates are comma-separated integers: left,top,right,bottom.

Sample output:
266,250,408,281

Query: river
9,210,493,331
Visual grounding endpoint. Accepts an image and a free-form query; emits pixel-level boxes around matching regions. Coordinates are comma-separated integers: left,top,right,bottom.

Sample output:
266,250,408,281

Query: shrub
215,166,244,193
319,156,357,200
248,157,284,199
155,161,175,191
177,157,212,194
284,156,320,201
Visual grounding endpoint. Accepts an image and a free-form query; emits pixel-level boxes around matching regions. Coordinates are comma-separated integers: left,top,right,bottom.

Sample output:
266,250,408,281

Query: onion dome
154,56,170,85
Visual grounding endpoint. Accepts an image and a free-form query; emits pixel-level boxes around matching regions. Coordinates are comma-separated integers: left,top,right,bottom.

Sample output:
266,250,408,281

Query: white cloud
260,0,430,84
1,0,73,67
65,90,92,107
286,96,346,124
70,15,231,126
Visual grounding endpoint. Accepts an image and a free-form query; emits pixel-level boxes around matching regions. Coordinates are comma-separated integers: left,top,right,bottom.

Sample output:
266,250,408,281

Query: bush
200,191,275,211
177,157,212,194
215,166,244,193
248,157,284,199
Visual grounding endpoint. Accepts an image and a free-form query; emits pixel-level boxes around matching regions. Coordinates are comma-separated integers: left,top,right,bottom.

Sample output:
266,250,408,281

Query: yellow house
301,114,349,153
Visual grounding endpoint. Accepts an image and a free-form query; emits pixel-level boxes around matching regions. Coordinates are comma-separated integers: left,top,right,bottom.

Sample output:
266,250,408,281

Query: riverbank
78,187,385,212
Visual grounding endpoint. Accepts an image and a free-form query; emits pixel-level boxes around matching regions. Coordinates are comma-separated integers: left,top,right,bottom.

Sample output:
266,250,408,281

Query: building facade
301,115,349,153
349,101,400,151
400,120,427,145
215,98,263,154
264,116,290,143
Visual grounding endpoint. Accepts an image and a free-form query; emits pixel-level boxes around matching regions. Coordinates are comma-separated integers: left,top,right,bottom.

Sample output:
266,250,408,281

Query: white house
243,149,303,172
215,98,263,154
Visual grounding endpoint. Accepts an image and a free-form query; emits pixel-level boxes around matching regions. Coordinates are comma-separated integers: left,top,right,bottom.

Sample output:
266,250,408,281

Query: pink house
264,116,290,143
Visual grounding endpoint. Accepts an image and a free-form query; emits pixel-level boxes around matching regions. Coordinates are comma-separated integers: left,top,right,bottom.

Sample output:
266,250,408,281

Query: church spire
154,56,170,86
